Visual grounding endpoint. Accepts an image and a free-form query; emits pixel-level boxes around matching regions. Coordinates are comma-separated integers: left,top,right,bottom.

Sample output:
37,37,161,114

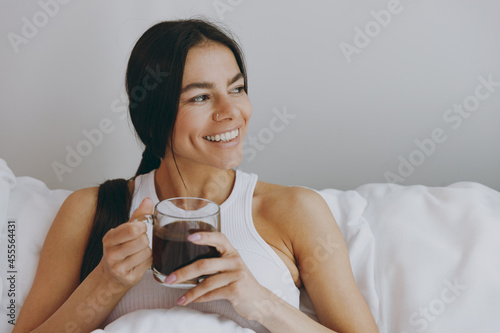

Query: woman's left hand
164,231,275,321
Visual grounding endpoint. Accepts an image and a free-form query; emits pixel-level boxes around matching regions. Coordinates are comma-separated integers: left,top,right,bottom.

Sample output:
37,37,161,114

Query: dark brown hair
80,18,248,282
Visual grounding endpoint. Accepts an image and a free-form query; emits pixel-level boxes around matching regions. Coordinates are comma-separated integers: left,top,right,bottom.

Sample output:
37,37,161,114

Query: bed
1,157,499,332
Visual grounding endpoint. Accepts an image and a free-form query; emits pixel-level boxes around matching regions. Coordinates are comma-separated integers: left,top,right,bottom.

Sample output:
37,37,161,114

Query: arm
283,187,378,332
166,187,378,332
13,189,153,332
233,187,377,332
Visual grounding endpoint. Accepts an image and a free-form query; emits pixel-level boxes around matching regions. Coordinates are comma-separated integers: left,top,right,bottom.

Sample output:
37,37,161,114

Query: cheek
172,119,188,137
241,97,252,121
170,117,190,152
246,106,252,120
172,111,207,143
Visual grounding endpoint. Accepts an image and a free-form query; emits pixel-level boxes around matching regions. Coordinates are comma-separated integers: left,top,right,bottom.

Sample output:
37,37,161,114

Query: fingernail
177,295,186,305
164,274,176,284
188,233,201,242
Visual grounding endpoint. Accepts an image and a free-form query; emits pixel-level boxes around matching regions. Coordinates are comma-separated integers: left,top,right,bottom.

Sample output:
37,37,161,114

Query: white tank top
103,169,300,331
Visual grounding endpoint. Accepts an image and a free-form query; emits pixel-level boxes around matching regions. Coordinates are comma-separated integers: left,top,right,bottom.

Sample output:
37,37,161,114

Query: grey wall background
1,0,499,192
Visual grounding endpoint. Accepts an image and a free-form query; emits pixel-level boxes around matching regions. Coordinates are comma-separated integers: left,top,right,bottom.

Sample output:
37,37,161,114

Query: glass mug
139,197,221,288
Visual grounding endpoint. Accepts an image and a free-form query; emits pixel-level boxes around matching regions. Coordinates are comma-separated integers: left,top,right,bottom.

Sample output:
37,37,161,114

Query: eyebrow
180,72,244,94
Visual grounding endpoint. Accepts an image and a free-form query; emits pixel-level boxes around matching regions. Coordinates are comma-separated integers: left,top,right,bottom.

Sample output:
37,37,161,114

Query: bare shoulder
43,186,100,254
55,186,98,229
253,181,333,229
62,186,99,214
253,181,337,258
54,179,133,232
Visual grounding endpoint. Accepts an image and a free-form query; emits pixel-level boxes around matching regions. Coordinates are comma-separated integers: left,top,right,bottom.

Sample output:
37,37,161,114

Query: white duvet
319,183,500,333
91,307,256,333
1,158,499,333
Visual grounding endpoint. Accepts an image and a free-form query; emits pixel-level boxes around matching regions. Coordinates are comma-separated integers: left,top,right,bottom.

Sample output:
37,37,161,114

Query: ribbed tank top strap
220,169,255,234
225,169,285,269
224,170,300,307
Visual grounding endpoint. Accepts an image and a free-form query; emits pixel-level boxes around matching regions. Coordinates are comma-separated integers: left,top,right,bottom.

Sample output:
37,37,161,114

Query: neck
154,157,236,206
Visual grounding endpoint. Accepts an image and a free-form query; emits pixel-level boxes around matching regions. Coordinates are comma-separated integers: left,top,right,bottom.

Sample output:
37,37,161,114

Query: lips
203,128,239,142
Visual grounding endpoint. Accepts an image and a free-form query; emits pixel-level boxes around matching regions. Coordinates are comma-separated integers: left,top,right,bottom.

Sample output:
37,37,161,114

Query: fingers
180,271,248,305
119,246,152,274
103,197,154,247
103,221,147,247
166,231,269,321
123,245,152,269
108,246,152,285
168,256,240,285
99,198,154,287
105,232,150,263
187,231,238,257
165,232,239,285
130,197,155,222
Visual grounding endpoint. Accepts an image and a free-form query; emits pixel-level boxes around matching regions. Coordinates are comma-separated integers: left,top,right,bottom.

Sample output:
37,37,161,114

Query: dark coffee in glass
152,220,220,284
145,198,220,288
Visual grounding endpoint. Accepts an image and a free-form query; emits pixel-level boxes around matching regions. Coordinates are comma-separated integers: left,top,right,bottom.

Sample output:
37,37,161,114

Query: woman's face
171,42,252,170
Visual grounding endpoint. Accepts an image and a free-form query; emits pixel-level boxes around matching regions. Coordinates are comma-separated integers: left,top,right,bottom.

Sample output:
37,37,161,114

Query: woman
14,19,378,332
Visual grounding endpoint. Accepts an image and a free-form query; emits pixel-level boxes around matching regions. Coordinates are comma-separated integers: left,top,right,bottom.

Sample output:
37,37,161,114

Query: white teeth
204,129,239,142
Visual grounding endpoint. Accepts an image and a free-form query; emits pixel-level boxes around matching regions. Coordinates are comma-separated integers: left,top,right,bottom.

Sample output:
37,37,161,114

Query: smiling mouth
203,128,239,143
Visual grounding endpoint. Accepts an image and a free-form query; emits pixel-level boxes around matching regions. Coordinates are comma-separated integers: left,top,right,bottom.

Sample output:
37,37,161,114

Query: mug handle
133,214,153,250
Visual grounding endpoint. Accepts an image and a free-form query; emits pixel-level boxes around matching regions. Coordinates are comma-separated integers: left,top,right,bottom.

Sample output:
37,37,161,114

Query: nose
213,94,237,122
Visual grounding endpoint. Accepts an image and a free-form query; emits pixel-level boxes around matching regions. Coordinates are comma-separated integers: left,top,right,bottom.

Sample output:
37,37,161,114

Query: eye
230,86,245,94
191,94,209,103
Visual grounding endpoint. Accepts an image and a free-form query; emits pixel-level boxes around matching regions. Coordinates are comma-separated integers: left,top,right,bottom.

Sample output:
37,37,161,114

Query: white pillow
0,158,71,333
91,307,256,333
0,159,16,234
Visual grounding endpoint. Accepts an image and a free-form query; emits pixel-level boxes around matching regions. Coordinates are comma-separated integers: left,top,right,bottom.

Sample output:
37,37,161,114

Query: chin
216,154,243,170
